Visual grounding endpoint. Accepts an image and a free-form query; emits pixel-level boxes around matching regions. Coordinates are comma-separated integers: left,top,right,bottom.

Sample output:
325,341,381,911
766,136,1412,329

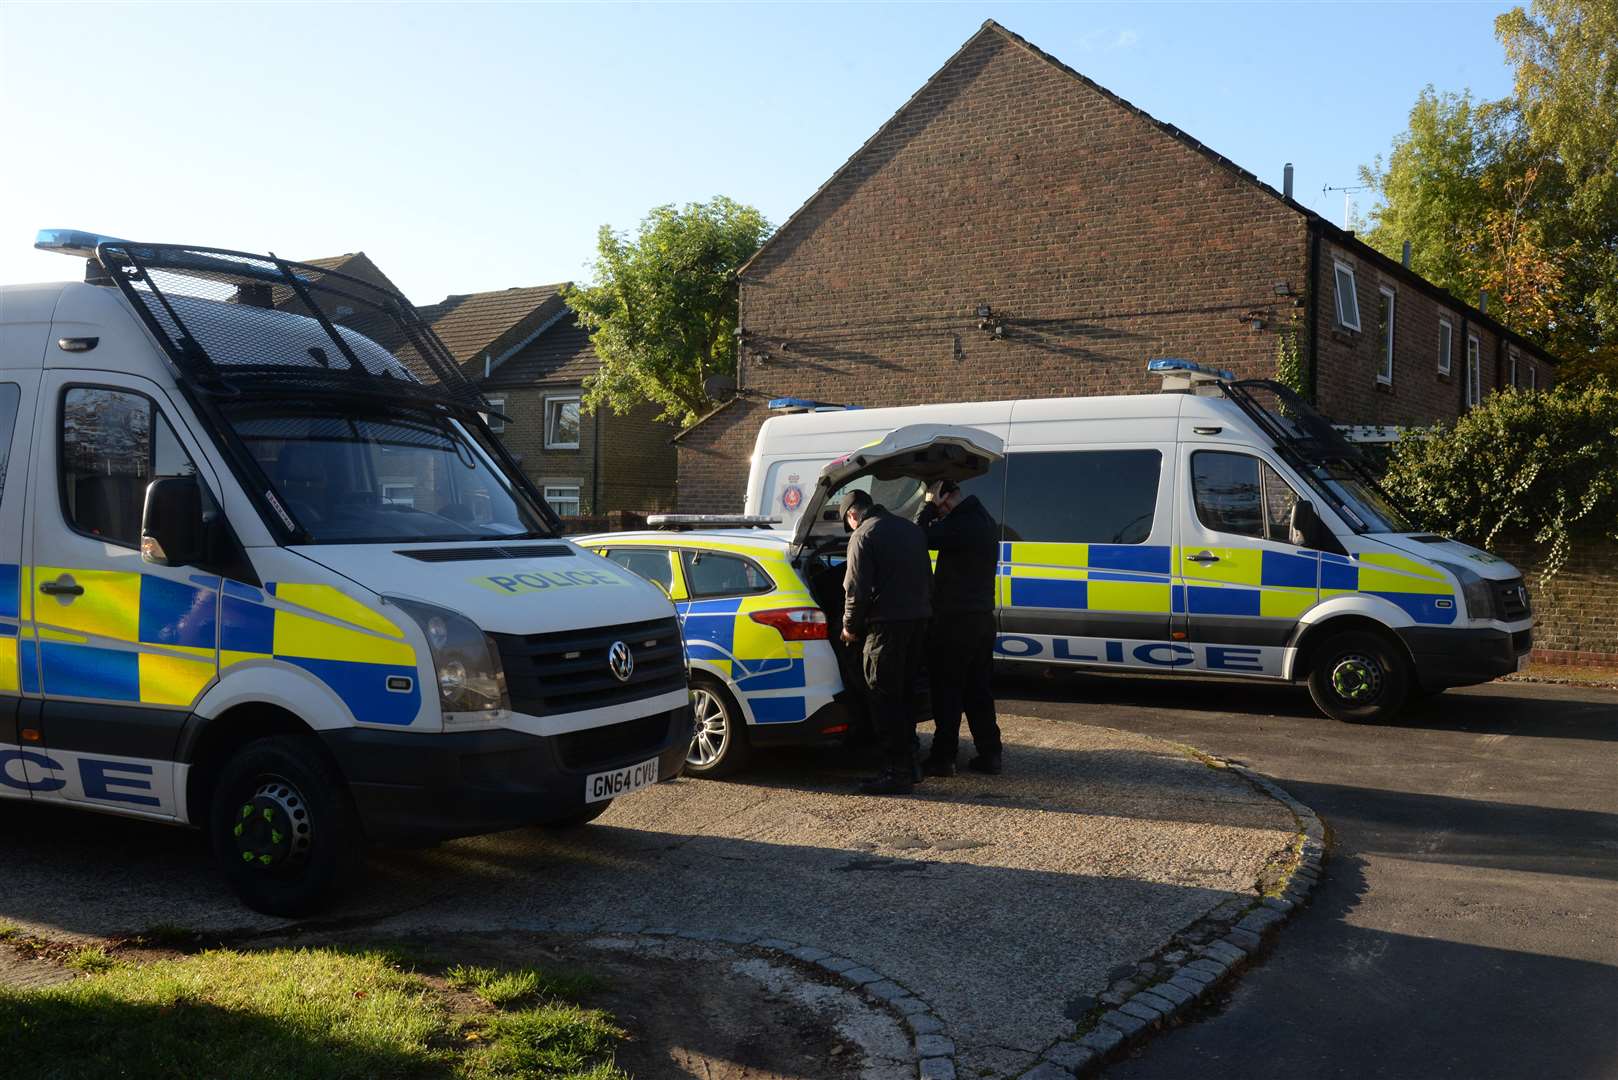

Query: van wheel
1307,630,1410,724
686,677,751,778
210,736,362,917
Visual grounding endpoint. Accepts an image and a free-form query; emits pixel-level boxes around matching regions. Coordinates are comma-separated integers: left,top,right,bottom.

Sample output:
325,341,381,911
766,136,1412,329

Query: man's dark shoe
921,758,957,778
967,754,1003,775
859,770,915,795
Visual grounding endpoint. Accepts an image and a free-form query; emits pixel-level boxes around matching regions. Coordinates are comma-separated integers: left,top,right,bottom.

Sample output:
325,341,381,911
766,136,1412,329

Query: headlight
386,597,509,725
1434,561,1494,621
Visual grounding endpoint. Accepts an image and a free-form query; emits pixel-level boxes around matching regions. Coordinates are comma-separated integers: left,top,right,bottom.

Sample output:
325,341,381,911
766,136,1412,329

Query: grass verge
0,946,628,1079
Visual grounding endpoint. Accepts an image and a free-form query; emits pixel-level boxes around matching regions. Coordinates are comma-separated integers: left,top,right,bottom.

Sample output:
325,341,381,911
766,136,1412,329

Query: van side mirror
142,476,204,566
1290,499,1343,554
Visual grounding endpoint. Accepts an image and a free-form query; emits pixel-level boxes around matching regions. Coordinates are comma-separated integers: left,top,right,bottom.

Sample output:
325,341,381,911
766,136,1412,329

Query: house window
1508,350,1518,387
545,396,581,449
544,484,581,517
483,395,506,434
1437,318,1452,375
1466,334,1482,407
1528,364,1537,390
1333,261,1360,330
1376,287,1395,384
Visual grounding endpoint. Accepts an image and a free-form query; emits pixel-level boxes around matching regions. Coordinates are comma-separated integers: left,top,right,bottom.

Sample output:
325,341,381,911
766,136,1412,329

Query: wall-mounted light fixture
1241,311,1267,331
975,303,1006,339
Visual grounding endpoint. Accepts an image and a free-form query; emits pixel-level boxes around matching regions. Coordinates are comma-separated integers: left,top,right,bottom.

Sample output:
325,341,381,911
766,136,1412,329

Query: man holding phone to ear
916,478,1003,776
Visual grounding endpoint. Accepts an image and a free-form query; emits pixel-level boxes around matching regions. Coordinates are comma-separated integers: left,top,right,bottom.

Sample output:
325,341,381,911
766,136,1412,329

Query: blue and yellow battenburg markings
1000,543,1457,626
0,565,420,725
679,592,811,725
584,541,816,725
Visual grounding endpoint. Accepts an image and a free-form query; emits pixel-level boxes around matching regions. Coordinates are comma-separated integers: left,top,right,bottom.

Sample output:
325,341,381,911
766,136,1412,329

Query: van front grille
556,711,677,771
491,617,685,716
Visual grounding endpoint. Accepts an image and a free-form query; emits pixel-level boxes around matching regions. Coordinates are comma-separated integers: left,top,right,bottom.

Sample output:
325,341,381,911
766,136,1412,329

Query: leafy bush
1384,381,1618,579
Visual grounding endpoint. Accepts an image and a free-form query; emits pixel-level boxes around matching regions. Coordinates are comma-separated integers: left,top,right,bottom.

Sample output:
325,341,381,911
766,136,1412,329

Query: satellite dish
703,374,738,401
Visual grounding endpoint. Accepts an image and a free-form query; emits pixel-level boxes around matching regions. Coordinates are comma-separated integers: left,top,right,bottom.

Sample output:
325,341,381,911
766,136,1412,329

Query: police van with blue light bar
747,359,1534,724
0,231,692,914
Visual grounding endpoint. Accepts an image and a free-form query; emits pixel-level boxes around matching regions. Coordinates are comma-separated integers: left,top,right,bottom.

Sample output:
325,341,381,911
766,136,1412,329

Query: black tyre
1307,630,1411,724
543,800,613,828
685,676,751,778
210,735,363,917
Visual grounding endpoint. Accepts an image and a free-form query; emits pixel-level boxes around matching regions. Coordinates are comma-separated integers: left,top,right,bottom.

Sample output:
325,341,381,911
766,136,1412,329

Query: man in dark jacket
917,479,1003,775
839,489,932,795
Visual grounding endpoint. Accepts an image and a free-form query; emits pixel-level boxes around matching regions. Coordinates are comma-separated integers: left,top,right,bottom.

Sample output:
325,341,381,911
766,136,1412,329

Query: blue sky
1,2,1519,303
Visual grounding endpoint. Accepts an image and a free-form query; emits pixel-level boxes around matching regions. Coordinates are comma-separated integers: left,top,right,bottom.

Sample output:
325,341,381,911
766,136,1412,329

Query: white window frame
1466,334,1482,407
1527,364,1537,390
483,395,506,434
544,394,581,450
1376,286,1395,385
1437,317,1452,375
1333,261,1361,331
543,483,582,517
1508,350,1518,388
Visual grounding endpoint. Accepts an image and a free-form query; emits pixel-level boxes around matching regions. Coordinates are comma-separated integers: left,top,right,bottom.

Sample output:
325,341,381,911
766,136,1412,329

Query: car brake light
749,607,829,641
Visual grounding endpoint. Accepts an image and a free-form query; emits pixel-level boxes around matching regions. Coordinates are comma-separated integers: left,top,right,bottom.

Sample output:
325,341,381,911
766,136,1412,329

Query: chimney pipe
1480,290,1489,314
1402,241,1412,268
1283,163,1294,200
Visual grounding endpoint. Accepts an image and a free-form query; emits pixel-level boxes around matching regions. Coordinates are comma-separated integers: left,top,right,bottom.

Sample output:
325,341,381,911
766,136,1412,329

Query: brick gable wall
680,28,1308,511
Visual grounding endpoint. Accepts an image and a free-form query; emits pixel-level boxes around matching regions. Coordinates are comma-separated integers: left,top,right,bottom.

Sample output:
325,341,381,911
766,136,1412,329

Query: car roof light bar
768,397,863,413
35,228,128,259
1147,357,1236,380
646,514,780,531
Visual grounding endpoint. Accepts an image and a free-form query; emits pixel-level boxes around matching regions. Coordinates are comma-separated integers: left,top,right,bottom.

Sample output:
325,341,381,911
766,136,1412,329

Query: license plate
585,757,659,803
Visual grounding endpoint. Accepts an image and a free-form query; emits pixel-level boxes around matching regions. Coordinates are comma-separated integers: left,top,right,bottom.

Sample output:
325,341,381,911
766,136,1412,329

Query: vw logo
607,640,635,682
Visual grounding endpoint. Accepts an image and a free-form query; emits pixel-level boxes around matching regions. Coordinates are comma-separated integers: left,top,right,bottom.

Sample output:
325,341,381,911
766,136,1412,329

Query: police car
747,363,1535,725
0,232,691,915
581,426,1001,775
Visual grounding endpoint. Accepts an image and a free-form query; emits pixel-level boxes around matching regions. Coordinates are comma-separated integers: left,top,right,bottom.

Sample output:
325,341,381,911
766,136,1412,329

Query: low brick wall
1494,537,1618,664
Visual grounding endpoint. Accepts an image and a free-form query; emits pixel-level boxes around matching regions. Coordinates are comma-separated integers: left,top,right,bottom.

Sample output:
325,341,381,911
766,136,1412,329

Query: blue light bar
35,229,127,259
1147,358,1235,380
768,397,862,412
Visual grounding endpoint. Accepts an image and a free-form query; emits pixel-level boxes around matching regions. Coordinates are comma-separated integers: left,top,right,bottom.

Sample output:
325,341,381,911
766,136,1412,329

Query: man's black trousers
862,620,928,772
926,610,1001,762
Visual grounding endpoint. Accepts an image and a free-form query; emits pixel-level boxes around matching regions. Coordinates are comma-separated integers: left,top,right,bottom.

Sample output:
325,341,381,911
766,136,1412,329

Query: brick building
418,284,679,515
674,21,1560,512
306,253,679,515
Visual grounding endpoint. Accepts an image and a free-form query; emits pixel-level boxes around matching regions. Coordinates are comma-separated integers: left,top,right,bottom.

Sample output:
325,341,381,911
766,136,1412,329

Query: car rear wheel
1307,630,1411,724
210,735,362,917
686,677,751,778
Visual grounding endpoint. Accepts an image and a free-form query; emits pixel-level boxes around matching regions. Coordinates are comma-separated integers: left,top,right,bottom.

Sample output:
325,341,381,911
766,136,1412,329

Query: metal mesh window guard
97,243,485,410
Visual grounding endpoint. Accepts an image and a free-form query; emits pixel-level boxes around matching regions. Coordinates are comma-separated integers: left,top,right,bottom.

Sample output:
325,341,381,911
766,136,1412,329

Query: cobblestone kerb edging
1021,755,1328,1080
501,921,961,1080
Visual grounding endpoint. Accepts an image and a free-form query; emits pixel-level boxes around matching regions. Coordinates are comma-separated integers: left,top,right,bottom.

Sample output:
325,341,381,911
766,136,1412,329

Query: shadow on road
1114,848,1618,1080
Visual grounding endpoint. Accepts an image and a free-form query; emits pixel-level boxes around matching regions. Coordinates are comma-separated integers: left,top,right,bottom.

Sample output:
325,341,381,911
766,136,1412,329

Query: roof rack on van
646,514,780,531
1148,358,1235,394
49,232,487,414
768,397,862,413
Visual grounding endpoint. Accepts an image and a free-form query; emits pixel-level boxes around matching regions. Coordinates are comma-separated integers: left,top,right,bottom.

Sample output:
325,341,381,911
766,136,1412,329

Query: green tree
1358,0,1618,383
1384,380,1618,579
564,197,772,426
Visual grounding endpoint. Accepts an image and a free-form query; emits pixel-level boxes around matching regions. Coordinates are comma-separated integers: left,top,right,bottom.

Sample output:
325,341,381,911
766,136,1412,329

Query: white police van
0,232,690,914
750,361,1534,724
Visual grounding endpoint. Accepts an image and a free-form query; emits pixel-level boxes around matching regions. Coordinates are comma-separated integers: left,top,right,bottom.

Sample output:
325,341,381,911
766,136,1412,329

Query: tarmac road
1002,672,1618,1080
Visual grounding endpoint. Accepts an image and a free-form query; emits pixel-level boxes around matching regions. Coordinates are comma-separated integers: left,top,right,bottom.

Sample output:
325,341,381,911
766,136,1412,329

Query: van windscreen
219,401,549,544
